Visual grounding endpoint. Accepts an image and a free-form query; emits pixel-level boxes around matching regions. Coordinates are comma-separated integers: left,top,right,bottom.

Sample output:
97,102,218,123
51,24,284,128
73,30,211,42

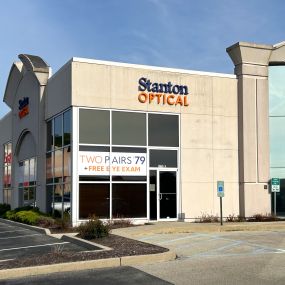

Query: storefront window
269,66,285,215
150,149,177,167
46,120,53,151
3,142,12,204
54,184,63,215
63,110,71,146
46,152,53,184
77,109,179,220
79,109,110,144
18,157,36,206
46,109,72,217
54,115,63,148
63,147,71,183
112,111,146,145
79,183,110,219
112,184,147,218
148,114,179,147
54,149,63,183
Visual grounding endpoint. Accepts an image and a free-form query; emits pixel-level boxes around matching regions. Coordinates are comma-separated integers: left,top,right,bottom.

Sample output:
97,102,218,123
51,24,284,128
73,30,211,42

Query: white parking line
0,225,13,228
0,229,30,234
155,234,206,245
0,233,42,240
0,242,69,252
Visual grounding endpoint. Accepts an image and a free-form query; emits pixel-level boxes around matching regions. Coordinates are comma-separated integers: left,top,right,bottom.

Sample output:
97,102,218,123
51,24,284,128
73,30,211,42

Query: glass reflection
269,66,285,116
269,117,285,167
54,150,63,183
46,152,53,184
54,184,63,215
269,66,285,216
54,115,63,148
46,120,53,151
63,147,71,182
63,110,71,146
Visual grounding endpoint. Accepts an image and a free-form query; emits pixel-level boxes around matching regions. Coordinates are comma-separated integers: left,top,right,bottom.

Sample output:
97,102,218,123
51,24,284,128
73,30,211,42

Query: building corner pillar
226,42,272,217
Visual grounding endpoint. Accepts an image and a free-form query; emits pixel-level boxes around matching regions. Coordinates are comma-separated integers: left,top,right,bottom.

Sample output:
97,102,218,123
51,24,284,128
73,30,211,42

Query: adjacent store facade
1,41,285,225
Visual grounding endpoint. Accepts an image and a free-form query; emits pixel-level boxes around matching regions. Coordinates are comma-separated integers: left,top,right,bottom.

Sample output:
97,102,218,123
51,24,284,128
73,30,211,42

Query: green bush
77,215,110,240
0,203,11,217
14,211,41,225
4,209,45,225
4,210,17,220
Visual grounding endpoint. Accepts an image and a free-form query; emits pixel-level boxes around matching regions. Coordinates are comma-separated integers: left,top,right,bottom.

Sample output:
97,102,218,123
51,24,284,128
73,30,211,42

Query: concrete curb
61,235,112,251
0,218,50,235
0,250,176,280
121,250,176,266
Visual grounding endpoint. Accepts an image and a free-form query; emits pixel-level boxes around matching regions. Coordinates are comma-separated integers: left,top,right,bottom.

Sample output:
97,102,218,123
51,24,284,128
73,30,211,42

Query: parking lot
0,220,87,262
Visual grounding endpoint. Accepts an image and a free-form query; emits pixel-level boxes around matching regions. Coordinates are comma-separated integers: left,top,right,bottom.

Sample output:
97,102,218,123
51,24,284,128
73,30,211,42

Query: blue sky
0,0,285,118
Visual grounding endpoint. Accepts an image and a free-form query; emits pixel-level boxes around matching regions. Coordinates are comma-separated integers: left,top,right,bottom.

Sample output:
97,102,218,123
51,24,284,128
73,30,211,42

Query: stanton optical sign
137,77,189,106
18,97,29,119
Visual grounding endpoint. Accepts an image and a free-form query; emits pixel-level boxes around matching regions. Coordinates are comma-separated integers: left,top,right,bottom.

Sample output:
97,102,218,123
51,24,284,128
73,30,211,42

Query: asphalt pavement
0,266,173,285
0,220,87,261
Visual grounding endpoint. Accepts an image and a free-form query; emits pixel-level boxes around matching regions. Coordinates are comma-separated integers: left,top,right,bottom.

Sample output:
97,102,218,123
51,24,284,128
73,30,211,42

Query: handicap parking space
0,220,87,261
138,230,285,259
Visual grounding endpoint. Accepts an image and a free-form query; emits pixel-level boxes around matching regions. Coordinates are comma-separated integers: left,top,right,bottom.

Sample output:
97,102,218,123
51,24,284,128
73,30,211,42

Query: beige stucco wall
10,71,47,210
180,76,239,219
71,60,239,219
45,63,72,119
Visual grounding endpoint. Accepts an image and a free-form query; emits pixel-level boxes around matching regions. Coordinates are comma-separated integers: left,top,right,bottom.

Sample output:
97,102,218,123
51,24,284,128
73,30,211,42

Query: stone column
227,42,272,217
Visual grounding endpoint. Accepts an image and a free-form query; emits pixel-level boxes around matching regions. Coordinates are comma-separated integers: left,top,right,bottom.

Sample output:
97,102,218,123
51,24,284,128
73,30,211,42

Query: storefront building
1,41,285,225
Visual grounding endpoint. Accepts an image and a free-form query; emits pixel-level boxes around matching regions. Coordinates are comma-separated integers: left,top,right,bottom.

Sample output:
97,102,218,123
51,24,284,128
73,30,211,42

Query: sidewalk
112,221,285,239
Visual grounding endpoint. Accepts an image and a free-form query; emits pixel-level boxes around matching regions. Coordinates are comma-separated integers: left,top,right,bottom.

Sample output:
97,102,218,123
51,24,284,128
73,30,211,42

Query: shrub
55,212,71,230
107,218,133,229
195,213,219,223
13,210,41,225
37,216,55,228
4,209,48,226
0,203,10,217
226,214,246,222
4,209,17,220
77,215,110,240
247,213,281,222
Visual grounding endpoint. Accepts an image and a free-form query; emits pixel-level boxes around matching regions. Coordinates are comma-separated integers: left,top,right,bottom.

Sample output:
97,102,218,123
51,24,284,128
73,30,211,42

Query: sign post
217,181,224,226
271,178,280,215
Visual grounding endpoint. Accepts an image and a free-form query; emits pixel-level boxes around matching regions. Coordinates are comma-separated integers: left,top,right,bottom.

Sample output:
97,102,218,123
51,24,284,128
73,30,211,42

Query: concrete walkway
112,221,285,239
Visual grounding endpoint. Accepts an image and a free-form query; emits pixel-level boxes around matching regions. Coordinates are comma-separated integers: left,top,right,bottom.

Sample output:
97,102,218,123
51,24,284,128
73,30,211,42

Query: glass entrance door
159,171,177,219
149,169,177,220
